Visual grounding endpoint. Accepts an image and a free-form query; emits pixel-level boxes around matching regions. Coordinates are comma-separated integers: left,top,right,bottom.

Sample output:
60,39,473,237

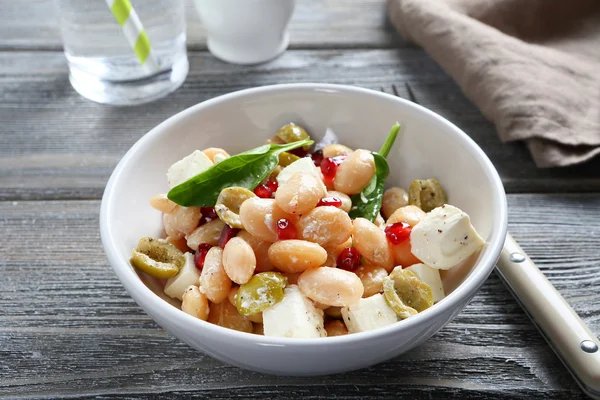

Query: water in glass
56,0,188,105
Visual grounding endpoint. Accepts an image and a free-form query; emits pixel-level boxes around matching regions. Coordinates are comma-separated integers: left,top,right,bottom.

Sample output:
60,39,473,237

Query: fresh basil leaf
167,139,313,207
349,153,389,221
349,123,400,221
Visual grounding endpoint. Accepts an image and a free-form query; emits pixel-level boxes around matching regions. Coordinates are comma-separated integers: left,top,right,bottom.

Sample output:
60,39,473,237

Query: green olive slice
278,151,300,167
383,267,433,319
235,272,288,316
408,178,447,212
276,123,311,150
130,237,184,278
215,186,257,229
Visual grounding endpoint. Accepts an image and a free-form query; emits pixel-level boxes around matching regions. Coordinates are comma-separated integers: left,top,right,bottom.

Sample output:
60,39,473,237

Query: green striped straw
105,0,159,72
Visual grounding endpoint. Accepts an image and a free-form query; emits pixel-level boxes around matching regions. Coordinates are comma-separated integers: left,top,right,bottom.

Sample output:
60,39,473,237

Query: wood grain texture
2,50,600,202
2,1,598,399
1,194,598,399
0,0,402,51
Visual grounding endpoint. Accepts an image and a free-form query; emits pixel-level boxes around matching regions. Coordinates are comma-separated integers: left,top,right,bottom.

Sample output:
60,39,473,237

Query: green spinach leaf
168,139,313,207
349,123,400,221
378,122,400,158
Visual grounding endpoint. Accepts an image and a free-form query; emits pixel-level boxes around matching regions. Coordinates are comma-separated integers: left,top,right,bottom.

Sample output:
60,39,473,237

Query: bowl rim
100,83,508,347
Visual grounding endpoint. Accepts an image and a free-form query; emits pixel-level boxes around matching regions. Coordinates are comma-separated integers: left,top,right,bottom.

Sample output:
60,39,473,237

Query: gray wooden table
2,1,599,399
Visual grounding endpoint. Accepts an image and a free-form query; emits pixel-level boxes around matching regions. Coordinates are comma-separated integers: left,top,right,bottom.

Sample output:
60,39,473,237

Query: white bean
334,150,375,195
381,187,409,219
222,237,256,284
322,144,353,158
297,206,353,247
239,198,278,242
355,264,388,297
297,267,364,307
199,247,232,303
186,219,226,250
150,193,177,214
387,205,426,226
164,205,202,236
275,173,324,215
207,300,253,333
326,190,352,213
268,240,327,273
352,218,393,271
324,320,348,336
181,285,209,321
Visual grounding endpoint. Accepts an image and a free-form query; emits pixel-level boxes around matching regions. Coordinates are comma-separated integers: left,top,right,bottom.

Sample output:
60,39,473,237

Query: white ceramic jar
193,0,295,64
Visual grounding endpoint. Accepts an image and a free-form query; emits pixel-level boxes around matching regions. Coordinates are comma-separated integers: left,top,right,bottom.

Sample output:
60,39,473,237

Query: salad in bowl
131,122,485,338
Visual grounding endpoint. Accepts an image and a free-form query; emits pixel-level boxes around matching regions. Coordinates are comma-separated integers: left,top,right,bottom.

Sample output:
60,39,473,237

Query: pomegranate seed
199,207,218,225
201,207,218,219
194,243,213,271
218,225,240,248
385,222,412,245
276,218,297,240
265,178,278,193
289,147,308,158
311,150,324,166
156,278,168,289
320,156,346,182
320,158,337,181
254,178,278,199
337,247,361,271
317,196,342,208
254,184,273,199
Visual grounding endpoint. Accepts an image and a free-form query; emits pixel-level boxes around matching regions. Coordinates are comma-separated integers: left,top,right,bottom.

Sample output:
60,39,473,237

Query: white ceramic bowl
100,83,507,376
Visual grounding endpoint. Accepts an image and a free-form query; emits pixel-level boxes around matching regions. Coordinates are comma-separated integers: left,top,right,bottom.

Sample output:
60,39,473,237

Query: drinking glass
55,0,188,105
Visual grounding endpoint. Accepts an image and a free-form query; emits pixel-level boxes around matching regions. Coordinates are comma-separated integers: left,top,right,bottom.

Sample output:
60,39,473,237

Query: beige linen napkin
388,0,600,167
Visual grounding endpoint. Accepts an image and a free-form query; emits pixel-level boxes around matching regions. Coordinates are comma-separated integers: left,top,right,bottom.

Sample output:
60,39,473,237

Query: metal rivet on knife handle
580,340,599,354
509,252,526,263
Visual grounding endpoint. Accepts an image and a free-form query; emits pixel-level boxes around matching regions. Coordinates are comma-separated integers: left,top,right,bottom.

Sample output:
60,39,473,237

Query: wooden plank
0,0,402,51
0,331,584,399
1,50,599,202
0,194,597,398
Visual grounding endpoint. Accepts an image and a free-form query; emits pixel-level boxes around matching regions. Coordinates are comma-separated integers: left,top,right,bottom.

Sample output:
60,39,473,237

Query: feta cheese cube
213,153,228,164
164,252,200,300
276,157,327,195
410,204,485,270
167,150,213,189
342,294,398,333
405,263,445,303
263,285,326,338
